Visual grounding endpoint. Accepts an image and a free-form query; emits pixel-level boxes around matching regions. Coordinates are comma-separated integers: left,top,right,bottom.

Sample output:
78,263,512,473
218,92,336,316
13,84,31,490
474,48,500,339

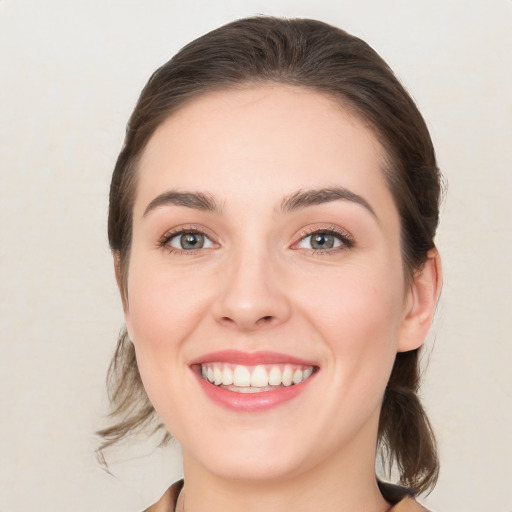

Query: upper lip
189,349,318,367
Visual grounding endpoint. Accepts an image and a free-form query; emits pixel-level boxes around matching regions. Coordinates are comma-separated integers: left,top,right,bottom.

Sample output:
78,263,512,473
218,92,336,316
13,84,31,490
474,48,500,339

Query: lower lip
194,372,316,412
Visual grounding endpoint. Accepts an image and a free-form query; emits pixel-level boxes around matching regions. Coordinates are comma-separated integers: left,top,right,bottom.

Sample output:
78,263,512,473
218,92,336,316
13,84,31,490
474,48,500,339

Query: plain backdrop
1,1,511,510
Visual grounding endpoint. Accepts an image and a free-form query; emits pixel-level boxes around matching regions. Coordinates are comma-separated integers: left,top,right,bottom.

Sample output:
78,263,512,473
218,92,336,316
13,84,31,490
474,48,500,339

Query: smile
191,350,318,411
201,363,315,392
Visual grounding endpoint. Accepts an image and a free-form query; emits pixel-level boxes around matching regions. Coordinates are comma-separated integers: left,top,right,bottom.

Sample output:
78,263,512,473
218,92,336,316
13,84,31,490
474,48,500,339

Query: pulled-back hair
99,16,441,495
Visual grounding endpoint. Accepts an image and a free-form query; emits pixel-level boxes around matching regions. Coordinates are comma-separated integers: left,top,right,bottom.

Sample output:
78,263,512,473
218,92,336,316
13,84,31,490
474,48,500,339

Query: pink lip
189,350,318,413
194,372,316,412
189,349,316,366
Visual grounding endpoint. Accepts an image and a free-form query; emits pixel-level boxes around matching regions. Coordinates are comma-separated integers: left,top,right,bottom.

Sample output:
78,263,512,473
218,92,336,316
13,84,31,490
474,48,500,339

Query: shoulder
143,479,430,512
142,480,183,512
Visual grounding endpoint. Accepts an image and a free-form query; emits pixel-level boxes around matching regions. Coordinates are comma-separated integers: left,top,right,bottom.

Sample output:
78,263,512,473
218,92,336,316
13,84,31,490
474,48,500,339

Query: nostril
219,315,273,328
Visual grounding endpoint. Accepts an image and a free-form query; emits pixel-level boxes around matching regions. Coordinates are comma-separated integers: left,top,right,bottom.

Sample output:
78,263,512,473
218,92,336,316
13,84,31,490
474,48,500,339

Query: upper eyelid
160,224,214,239
295,225,354,241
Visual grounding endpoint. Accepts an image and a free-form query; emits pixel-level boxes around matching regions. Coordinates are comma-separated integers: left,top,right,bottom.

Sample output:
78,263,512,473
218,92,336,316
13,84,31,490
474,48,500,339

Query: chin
181,428,314,484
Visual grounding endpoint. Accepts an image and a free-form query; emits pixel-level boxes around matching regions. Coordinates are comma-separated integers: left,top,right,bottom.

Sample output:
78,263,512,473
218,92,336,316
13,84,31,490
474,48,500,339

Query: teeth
213,366,223,385
222,366,233,385
268,366,282,386
233,365,251,387
292,369,303,384
251,365,269,387
282,367,293,386
200,362,315,390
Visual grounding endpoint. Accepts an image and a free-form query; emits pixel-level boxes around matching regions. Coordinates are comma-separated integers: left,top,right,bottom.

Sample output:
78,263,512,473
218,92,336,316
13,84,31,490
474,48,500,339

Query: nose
212,249,292,332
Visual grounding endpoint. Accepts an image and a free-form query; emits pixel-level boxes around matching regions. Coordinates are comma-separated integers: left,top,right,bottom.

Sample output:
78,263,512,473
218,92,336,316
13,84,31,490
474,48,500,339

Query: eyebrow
143,190,223,217
280,186,377,218
142,186,376,219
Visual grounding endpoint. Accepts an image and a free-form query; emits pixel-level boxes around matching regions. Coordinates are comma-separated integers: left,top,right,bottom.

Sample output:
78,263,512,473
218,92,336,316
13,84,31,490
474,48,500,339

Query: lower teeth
220,384,284,393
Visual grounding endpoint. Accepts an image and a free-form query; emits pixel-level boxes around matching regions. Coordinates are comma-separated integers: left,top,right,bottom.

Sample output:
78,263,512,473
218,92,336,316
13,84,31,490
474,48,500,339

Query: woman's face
124,85,422,482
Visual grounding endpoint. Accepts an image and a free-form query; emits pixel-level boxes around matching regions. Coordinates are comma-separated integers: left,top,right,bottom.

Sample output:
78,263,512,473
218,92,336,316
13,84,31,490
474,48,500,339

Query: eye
165,231,214,251
295,229,353,252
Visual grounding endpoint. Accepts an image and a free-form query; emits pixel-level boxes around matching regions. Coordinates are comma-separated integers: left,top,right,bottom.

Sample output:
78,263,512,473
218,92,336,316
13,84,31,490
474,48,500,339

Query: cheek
124,261,213,426
127,263,211,353
295,260,405,376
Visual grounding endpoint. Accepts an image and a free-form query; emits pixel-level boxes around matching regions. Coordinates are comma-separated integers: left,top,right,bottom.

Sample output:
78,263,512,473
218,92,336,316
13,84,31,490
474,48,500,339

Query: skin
119,85,441,512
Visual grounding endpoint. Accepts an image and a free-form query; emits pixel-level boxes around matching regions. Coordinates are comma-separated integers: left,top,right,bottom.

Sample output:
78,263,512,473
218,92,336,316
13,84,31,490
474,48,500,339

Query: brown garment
143,479,429,512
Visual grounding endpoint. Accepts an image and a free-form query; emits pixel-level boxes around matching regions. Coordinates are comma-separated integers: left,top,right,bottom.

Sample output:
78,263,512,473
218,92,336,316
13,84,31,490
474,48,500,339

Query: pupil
312,233,334,250
181,233,204,250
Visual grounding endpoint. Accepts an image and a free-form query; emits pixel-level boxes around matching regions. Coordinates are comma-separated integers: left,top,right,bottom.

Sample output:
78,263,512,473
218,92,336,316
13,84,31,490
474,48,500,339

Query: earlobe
398,248,443,352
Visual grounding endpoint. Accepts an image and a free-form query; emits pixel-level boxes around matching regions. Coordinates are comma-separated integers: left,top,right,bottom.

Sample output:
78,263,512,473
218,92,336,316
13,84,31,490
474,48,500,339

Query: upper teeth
201,363,314,388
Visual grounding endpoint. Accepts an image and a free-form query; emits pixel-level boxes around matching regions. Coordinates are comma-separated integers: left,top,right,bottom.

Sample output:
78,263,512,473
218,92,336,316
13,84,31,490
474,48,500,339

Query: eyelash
157,225,355,255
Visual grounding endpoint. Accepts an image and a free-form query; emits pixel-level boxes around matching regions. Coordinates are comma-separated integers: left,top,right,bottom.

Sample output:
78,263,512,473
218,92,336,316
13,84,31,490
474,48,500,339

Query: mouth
200,362,315,393
190,350,318,412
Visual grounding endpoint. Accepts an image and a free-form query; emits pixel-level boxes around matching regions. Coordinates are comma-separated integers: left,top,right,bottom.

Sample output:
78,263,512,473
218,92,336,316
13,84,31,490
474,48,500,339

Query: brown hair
99,16,441,495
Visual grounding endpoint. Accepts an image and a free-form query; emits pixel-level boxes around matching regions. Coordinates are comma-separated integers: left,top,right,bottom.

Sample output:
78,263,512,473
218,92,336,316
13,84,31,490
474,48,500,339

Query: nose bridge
213,238,291,331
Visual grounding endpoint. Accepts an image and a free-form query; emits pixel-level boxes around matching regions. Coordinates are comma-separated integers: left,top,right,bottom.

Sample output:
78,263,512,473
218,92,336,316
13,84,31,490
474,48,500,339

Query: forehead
134,85,395,221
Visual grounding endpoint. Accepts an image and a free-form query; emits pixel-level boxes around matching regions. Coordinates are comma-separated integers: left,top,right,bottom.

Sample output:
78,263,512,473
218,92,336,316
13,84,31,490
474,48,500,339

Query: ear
398,248,442,352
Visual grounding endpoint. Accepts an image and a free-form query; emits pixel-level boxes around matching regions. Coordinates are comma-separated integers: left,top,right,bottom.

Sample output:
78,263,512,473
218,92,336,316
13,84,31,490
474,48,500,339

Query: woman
99,16,443,512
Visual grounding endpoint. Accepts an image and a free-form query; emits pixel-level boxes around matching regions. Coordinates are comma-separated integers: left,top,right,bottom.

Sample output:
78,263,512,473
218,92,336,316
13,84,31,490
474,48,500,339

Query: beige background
1,0,511,510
